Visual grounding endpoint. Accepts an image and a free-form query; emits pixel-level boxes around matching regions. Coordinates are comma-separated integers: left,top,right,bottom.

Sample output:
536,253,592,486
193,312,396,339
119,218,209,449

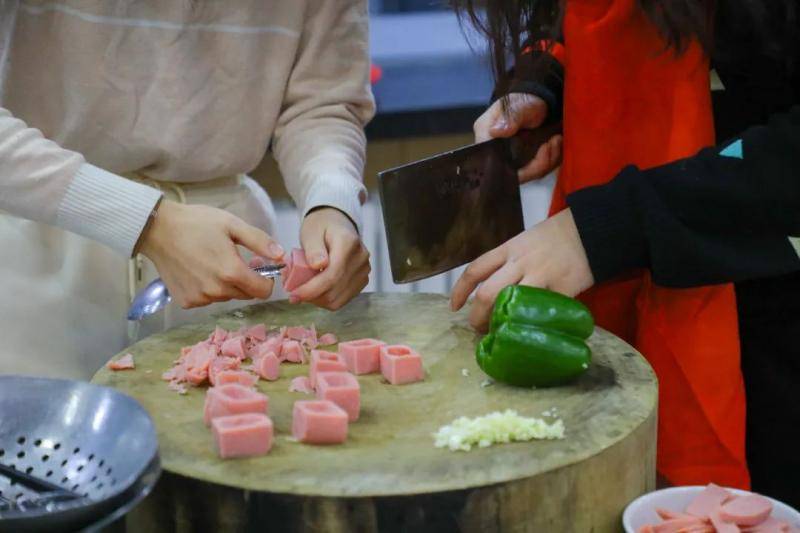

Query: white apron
0,174,281,380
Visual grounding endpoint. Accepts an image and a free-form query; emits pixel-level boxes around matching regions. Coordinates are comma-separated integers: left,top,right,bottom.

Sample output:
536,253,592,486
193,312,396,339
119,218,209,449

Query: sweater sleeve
566,105,800,287
0,108,163,257
271,0,375,234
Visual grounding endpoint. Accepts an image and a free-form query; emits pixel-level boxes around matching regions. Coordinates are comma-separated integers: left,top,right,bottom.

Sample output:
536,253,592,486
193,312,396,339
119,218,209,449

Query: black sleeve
565,106,800,288
492,50,564,125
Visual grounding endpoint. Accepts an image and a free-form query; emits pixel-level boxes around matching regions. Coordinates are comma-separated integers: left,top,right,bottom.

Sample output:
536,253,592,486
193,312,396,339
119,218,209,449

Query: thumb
491,94,546,137
300,219,330,270
228,217,284,261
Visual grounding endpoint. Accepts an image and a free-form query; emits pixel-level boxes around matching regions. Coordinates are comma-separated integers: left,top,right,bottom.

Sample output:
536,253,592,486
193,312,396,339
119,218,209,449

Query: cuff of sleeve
566,167,649,283
56,163,164,257
301,173,366,235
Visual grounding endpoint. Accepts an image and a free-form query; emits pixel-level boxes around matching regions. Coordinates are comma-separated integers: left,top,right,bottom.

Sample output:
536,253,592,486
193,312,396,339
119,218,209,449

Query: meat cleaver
377,122,562,284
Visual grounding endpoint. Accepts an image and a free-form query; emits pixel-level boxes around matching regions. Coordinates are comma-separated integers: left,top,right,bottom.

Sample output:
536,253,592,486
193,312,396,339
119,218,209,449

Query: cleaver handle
507,121,564,170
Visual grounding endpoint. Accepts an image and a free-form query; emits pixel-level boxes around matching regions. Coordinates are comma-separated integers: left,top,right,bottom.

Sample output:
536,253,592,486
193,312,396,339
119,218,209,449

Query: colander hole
8,464,15,470
46,471,53,477
42,455,49,462
98,460,104,467
16,437,25,445
71,484,79,491
106,468,112,475
91,476,97,482
83,492,89,497
77,465,84,472
34,439,41,447
16,451,24,459
0,449,4,457
88,454,94,461
97,483,104,489
61,460,67,467
54,443,61,450
25,467,32,474
73,447,80,455
110,479,116,486
61,477,68,484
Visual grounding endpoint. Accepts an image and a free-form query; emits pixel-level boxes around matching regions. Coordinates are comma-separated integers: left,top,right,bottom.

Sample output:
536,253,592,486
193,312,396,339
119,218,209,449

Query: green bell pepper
477,285,594,387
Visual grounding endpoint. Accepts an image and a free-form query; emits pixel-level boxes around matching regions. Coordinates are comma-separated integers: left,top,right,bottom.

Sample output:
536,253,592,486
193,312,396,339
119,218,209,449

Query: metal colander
0,376,160,532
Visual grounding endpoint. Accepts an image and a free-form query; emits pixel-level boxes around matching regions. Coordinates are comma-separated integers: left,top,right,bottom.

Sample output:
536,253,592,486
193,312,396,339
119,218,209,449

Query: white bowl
623,486,800,532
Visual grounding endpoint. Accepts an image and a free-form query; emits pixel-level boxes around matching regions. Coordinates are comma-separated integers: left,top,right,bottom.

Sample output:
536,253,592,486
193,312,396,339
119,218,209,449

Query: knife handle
507,121,564,170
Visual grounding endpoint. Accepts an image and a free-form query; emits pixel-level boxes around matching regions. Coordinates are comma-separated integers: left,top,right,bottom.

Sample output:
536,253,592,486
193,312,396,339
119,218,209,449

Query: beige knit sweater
0,0,374,256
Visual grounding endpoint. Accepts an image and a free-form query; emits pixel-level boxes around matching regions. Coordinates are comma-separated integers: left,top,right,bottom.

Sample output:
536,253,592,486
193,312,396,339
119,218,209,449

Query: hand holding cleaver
377,121,562,284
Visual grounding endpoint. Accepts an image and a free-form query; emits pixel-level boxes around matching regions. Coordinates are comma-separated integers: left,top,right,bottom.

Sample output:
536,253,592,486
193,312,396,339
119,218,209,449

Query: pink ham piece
742,518,795,533
710,509,742,533
209,326,229,346
292,400,348,444
203,384,269,426
107,353,135,371
687,483,734,517
255,352,281,381
316,371,360,422
212,413,273,459
339,339,386,374
380,344,424,385
282,340,304,363
221,337,247,360
719,495,774,527
214,370,258,388
255,337,283,361
289,376,313,394
309,350,348,389
651,516,710,533
318,333,338,345
208,356,241,386
246,324,268,342
282,248,319,292
637,527,656,533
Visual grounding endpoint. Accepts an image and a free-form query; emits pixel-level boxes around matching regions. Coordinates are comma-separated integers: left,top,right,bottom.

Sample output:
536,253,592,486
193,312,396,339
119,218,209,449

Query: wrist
136,198,173,258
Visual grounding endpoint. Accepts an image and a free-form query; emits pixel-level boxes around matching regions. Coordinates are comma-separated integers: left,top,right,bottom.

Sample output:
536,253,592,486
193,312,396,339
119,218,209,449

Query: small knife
378,122,562,284
127,264,285,321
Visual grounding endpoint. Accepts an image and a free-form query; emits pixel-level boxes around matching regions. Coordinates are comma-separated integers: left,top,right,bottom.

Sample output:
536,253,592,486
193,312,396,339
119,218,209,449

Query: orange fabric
549,0,750,488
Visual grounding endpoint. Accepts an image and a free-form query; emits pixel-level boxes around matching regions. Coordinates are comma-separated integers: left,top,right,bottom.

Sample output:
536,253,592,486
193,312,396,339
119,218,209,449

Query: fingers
228,217,284,261
490,94,548,139
291,232,358,302
300,219,330,271
468,262,523,331
313,262,370,311
518,134,562,184
450,245,508,311
473,101,503,143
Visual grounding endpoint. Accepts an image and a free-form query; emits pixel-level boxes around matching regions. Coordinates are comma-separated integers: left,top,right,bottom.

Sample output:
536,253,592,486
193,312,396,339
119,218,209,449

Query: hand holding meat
139,200,285,308
290,207,370,310
473,92,562,183
450,209,594,332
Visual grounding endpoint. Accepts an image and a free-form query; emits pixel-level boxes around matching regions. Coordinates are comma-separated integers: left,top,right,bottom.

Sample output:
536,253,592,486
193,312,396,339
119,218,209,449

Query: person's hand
290,207,370,310
450,209,594,332
139,200,284,308
473,92,562,184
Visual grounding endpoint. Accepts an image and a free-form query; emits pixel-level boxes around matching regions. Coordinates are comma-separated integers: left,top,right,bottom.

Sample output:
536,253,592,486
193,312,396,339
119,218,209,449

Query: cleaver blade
377,123,561,284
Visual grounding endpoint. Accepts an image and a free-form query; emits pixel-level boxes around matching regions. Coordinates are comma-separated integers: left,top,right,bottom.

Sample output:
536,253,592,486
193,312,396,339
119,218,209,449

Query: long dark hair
452,0,797,91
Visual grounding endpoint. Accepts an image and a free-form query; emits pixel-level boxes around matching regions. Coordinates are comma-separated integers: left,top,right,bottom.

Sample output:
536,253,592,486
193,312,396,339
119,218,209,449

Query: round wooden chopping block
93,293,657,532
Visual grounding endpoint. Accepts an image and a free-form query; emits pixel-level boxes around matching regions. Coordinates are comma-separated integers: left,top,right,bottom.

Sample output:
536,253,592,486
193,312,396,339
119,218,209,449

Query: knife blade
377,122,562,284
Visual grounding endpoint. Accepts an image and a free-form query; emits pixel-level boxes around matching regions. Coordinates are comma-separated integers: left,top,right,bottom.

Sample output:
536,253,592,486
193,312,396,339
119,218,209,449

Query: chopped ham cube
339,339,385,375
318,333,338,345
214,370,258,388
292,400,348,444
255,352,281,381
316,371,360,422
282,248,319,292
107,353,135,371
246,324,268,342
221,337,247,360
282,340,304,363
309,350,347,389
212,413,273,458
208,356,241,386
209,326,229,346
289,376,313,394
203,384,269,426
254,337,283,361
380,345,424,385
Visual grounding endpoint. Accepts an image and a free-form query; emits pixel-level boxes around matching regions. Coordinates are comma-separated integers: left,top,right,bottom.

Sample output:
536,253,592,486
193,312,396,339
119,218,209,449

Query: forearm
0,108,162,256
566,106,800,287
